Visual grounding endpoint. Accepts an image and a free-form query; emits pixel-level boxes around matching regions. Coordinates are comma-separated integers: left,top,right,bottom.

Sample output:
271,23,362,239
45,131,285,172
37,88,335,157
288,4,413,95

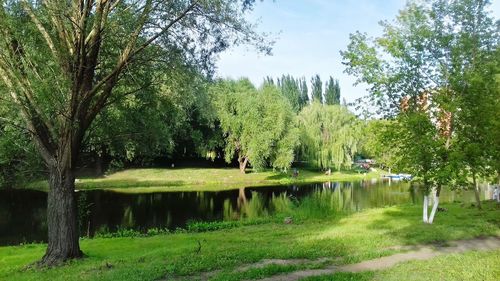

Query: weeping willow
298,103,362,170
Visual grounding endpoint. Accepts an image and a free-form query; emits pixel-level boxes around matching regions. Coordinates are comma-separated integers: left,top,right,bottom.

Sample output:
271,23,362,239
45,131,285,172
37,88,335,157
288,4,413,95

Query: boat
382,174,412,180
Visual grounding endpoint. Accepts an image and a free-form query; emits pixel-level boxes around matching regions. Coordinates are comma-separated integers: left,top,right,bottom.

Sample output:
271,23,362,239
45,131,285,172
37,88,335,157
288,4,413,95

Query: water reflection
0,180,492,245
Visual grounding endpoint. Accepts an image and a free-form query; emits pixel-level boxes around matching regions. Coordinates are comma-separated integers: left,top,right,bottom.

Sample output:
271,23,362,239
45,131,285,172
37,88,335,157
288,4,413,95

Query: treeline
0,71,362,186
264,74,341,111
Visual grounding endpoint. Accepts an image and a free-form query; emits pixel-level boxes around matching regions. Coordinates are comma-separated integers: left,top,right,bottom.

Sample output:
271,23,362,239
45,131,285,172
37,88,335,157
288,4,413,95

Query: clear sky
215,0,500,104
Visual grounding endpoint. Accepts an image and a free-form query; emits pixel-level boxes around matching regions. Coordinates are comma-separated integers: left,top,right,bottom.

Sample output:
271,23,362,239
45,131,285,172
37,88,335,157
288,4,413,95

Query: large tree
342,0,499,218
277,75,301,112
211,79,298,173
324,76,340,105
298,103,361,171
310,74,322,103
0,0,269,265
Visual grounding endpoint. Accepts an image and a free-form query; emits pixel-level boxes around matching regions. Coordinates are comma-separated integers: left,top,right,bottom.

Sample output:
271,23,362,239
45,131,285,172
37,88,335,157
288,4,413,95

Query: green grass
24,167,383,193
1,201,499,281
302,249,500,281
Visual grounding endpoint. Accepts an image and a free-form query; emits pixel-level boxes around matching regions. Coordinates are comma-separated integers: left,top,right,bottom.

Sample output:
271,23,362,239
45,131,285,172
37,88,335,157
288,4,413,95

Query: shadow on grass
366,201,500,246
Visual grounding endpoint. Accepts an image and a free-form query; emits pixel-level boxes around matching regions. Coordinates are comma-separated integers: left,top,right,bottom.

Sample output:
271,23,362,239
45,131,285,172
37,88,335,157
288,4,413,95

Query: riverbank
1,201,499,281
24,167,384,192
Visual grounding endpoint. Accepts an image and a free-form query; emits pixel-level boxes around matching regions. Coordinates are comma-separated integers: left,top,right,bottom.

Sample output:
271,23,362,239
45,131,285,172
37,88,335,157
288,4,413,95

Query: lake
0,179,492,246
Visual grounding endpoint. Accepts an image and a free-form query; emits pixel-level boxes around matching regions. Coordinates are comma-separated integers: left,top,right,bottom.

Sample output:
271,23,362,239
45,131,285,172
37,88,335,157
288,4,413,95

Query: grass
24,167,383,193
1,201,499,281
302,250,500,281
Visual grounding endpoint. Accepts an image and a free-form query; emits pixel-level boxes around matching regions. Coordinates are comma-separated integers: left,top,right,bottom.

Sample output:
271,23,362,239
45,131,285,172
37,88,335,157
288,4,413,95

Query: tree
211,79,298,173
85,59,216,170
310,74,322,103
324,76,340,105
298,77,309,108
342,0,499,218
277,75,301,112
359,119,400,170
298,103,362,171
0,0,269,265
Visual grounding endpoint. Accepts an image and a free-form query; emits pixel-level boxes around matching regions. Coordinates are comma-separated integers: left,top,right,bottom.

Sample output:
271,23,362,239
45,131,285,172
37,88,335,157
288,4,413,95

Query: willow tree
0,0,269,265
211,79,299,173
298,103,361,171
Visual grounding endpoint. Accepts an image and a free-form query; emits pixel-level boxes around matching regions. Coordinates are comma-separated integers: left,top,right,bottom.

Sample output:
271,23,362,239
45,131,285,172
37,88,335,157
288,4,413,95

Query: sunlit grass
1,201,498,281
24,167,384,192
302,250,500,281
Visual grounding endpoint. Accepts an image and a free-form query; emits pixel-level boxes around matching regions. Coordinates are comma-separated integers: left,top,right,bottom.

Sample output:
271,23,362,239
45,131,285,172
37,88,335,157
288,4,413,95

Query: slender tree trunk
422,181,430,223
238,157,248,174
423,195,429,223
40,165,82,265
428,186,441,224
472,172,482,210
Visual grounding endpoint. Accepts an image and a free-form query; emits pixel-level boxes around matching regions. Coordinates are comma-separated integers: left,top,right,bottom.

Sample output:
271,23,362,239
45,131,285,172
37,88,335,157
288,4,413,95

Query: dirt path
250,236,500,281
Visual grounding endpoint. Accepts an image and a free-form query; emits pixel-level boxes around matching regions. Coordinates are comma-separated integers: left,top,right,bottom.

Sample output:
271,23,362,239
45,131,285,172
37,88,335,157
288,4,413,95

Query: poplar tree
310,74,323,103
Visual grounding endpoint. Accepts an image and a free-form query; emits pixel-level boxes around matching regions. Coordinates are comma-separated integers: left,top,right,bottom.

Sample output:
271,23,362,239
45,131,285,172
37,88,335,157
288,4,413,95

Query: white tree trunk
423,195,429,223
428,196,439,224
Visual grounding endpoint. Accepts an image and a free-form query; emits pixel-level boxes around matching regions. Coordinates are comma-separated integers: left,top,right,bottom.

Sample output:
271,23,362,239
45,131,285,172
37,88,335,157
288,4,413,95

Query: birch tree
342,0,499,222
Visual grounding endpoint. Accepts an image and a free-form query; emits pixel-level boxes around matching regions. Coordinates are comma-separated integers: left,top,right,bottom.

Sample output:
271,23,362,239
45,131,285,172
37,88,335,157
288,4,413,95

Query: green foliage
86,60,218,167
211,79,299,171
359,119,400,169
298,103,362,170
324,76,341,105
0,106,44,187
310,74,323,103
342,0,500,189
277,75,303,112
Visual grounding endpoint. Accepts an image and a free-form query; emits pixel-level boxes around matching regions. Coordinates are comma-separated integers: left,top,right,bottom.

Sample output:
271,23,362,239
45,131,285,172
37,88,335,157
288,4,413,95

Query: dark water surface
0,179,491,246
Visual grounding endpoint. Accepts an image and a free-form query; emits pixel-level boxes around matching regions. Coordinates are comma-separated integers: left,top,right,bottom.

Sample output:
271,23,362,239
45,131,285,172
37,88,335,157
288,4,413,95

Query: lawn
1,201,499,281
302,249,500,281
24,167,383,193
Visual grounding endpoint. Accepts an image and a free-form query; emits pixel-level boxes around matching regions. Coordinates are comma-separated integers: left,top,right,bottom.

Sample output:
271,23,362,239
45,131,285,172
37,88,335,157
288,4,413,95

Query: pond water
0,179,492,246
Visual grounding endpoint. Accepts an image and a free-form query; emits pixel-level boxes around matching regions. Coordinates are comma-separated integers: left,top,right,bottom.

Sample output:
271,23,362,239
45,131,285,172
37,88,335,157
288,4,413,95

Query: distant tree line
264,74,342,111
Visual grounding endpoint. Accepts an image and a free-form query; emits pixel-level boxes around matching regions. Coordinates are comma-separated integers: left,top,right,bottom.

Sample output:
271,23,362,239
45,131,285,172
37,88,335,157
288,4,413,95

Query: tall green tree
342,0,499,219
298,103,361,171
324,76,340,105
212,79,299,173
310,74,323,103
298,77,309,108
277,75,301,112
0,0,269,264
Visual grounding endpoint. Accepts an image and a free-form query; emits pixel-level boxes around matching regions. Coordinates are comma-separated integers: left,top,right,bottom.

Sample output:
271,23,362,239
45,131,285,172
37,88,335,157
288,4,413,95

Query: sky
215,0,500,104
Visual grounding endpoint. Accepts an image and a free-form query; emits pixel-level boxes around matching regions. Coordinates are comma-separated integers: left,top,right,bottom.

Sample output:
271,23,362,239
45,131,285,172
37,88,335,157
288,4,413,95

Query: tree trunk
40,165,82,266
239,157,248,174
428,186,441,224
472,172,482,210
423,195,429,223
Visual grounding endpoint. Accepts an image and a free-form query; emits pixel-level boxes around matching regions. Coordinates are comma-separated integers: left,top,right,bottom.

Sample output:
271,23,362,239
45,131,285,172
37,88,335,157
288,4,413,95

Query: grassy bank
25,167,384,192
1,201,499,281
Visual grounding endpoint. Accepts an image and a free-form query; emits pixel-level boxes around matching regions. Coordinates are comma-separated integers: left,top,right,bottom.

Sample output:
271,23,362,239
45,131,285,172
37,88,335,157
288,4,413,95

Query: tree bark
239,156,248,174
428,186,441,224
423,195,429,223
472,172,482,210
40,165,82,266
